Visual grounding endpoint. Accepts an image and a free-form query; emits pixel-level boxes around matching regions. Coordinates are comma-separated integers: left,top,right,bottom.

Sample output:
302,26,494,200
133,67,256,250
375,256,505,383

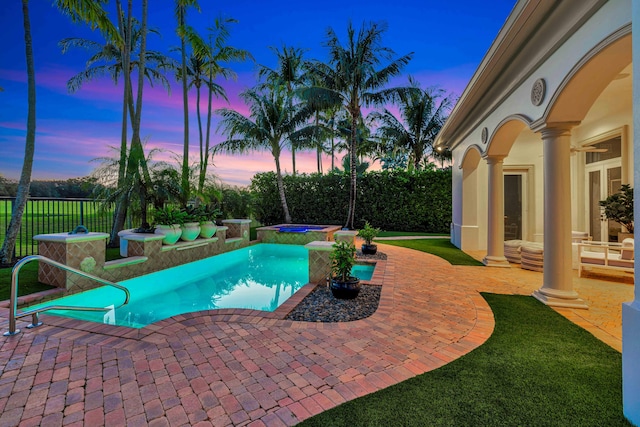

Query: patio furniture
504,240,524,263
521,243,544,272
578,238,634,278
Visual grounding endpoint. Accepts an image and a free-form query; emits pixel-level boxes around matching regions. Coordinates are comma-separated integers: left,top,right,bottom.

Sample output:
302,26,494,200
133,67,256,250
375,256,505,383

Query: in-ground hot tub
256,224,342,245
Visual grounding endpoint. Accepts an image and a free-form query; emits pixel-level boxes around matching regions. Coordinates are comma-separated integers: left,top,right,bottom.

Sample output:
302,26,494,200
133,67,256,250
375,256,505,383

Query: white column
623,1,640,422
532,124,587,308
483,155,510,267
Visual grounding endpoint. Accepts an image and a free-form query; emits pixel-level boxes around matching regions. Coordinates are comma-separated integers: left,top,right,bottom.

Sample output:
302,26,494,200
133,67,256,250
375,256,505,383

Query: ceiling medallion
481,127,488,144
531,78,546,106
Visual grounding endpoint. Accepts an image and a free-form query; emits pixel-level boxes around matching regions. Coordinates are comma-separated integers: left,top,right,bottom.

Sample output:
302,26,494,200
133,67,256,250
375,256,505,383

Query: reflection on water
38,244,309,328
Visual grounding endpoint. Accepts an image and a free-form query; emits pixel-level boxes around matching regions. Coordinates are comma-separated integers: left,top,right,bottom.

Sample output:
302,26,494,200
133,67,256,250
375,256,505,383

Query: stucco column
532,124,587,309
483,155,510,267
623,1,640,423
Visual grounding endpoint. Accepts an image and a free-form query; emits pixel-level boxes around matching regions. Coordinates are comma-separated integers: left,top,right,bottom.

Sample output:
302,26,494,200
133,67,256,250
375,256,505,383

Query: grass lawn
377,231,449,237
0,247,122,301
299,294,630,427
381,238,484,266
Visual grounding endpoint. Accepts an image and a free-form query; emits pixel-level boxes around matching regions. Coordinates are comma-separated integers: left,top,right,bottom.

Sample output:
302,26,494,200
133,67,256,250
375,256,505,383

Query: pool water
352,264,374,281
31,244,376,329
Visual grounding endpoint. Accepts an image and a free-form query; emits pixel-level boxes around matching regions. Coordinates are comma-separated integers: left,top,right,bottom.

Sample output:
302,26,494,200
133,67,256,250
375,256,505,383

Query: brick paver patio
0,243,633,426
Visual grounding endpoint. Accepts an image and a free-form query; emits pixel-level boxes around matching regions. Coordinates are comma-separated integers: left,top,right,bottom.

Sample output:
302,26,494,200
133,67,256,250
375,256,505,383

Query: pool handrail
3,255,131,336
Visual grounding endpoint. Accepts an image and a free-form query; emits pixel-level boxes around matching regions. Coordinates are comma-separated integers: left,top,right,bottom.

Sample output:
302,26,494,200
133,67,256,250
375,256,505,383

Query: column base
482,255,511,268
623,301,640,425
532,288,588,309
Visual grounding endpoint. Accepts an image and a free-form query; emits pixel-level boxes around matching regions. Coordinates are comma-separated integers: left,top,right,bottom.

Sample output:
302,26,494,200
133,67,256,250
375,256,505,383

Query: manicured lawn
0,261,52,301
381,238,484,266
377,231,449,237
0,247,122,301
299,294,630,427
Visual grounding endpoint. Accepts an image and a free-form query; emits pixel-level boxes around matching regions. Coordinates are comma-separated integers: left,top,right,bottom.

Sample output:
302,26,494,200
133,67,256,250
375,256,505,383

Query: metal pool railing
3,255,130,336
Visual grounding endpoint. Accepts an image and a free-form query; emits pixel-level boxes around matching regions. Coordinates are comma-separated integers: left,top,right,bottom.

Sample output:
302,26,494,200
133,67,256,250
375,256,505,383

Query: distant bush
250,169,452,233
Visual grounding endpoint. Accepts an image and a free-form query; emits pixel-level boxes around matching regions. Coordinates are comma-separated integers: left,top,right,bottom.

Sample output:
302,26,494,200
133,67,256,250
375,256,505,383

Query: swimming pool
31,244,375,328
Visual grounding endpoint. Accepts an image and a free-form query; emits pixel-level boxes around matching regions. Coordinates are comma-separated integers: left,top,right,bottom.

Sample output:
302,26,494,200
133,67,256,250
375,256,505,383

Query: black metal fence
0,197,115,258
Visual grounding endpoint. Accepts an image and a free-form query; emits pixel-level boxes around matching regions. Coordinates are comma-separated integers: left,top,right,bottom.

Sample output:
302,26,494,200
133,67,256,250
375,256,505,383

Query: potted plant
600,184,634,241
180,206,201,242
153,206,186,245
193,205,221,239
329,240,360,299
357,221,381,255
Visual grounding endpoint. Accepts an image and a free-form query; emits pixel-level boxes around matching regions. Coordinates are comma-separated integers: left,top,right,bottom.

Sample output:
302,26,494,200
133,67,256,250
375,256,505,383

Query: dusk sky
1,1,515,187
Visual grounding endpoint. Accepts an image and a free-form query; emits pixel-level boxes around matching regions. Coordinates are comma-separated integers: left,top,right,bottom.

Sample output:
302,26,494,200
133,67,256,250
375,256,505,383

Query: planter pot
180,222,201,242
199,221,218,239
361,243,378,255
155,224,182,245
330,277,361,299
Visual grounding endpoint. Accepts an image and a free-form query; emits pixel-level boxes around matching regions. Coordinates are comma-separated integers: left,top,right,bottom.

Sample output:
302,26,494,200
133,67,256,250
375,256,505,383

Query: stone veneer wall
257,228,338,245
34,220,252,293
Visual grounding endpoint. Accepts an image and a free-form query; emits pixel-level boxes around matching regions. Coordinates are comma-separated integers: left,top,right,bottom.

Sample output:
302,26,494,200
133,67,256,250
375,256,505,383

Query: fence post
80,200,85,226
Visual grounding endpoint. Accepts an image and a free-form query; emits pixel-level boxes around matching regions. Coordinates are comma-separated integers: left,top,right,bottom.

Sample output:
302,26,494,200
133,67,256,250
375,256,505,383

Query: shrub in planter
600,184,634,236
329,240,360,299
358,221,381,255
191,205,221,238
153,206,187,245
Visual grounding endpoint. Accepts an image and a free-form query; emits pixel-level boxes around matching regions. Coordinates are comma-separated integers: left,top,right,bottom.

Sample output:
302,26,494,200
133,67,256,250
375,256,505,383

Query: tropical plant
330,240,357,282
370,76,452,171
1,0,117,264
216,86,312,223
258,45,307,175
174,0,201,206
358,221,381,245
153,205,187,225
197,18,252,197
600,184,634,234
303,22,414,229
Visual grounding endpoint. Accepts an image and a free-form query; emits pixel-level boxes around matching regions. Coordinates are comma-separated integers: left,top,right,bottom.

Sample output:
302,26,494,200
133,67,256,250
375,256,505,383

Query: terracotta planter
180,222,201,242
330,277,361,299
154,224,182,245
199,221,218,239
361,243,378,255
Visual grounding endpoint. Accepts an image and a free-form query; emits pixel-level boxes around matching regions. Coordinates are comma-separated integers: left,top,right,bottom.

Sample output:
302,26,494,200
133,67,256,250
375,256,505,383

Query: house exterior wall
452,0,632,251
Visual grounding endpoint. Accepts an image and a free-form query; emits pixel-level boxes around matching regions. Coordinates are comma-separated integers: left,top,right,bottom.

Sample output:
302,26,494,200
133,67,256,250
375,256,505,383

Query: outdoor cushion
621,238,634,260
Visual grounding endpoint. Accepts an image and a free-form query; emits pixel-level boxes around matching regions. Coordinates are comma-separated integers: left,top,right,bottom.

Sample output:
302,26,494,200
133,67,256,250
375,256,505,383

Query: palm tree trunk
274,155,291,223
291,145,296,176
180,8,190,207
109,0,132,247
131,0,148,223
346,113,357,229
201,56,213,196
196,82,204,200
0,0,36,264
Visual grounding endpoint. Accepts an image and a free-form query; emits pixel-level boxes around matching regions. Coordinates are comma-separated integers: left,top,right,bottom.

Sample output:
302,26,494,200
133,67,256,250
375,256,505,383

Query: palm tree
174,0,201,206
200,18,252,197
303,22,414,229
178,52,227,197
370,76,452,171
0,0,117,264
258,46,306,175
216,87,312,223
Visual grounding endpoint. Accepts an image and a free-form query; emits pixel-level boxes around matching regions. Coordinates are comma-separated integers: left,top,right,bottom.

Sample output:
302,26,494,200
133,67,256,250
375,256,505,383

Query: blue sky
0,0,515,186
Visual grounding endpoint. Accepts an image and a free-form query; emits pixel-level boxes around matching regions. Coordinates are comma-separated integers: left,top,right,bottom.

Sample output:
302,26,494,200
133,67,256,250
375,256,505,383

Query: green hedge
250,169,452,233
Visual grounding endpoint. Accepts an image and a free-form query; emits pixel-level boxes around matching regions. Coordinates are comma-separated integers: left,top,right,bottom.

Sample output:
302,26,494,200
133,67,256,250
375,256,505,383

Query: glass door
586,164,622,242
504,173,524,240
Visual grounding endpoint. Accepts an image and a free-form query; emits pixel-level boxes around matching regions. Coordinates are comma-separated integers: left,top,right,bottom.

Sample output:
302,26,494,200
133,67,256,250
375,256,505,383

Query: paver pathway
0,245,495,427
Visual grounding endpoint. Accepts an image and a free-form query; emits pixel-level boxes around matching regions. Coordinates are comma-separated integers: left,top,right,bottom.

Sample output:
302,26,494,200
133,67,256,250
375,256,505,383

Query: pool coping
2,256,387,347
